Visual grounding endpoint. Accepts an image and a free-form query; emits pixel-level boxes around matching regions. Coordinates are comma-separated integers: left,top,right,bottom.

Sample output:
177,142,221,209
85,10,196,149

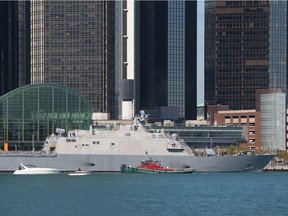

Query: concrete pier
263,165,288,172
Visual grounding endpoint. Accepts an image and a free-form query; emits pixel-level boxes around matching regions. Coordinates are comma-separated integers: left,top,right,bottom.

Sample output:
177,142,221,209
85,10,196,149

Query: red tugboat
121,158,196,174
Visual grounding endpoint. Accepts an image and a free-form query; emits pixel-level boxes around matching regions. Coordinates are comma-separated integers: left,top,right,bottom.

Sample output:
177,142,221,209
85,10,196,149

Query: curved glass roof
0,83,94,149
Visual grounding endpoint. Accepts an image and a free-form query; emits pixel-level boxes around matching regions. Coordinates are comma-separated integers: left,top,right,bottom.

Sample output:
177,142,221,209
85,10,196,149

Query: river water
0,172,287,216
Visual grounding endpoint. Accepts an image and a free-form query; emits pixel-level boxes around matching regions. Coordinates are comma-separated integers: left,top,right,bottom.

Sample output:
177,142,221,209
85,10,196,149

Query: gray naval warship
0,113,274,172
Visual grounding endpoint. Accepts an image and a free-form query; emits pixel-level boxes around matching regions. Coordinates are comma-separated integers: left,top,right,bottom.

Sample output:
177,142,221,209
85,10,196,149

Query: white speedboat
13,164,60,175
68,170,91,176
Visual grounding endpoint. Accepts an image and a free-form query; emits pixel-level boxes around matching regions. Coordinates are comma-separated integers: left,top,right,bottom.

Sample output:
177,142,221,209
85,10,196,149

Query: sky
197,0,204,104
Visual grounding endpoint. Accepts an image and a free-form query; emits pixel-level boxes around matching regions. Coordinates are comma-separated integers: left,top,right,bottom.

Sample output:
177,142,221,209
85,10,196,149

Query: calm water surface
0,172,287,216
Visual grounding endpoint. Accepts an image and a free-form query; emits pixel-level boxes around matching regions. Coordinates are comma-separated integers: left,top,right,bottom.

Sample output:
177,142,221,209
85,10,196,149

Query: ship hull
0,153,274,172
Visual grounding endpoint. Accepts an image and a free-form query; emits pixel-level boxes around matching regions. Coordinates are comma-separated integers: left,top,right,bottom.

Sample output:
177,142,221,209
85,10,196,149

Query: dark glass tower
30,1,114,115
0,1,30,96
137,1,197,120
205,1,288,110
30,1,135,120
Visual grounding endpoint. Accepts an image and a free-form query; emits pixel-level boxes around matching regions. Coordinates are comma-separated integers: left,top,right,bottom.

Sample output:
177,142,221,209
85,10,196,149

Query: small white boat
13,164,60,175
68,170,91,176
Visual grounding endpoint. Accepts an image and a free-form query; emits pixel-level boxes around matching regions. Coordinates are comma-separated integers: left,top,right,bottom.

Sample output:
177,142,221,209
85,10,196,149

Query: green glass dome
0,83,93,149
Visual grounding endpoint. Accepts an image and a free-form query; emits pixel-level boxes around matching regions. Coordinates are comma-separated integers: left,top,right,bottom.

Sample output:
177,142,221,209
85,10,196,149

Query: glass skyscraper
30,1,135,120
0,1,30,96
137,1,197,120
269,1,287,89
168,1,186,118
2,0,197,120
205,1,288,110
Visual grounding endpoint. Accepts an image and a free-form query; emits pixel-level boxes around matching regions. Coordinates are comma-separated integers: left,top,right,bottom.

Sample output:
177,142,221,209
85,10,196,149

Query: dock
263,165,288,172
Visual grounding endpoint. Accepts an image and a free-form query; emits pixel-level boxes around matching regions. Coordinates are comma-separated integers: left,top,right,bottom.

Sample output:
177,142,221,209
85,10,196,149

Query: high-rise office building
3,1,197,120
0,1,30,96
137,1,197,120
205,1,287,110
30,1,135,120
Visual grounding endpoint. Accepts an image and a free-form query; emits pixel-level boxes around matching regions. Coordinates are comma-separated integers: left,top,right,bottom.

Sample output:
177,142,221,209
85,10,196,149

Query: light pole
32,135,35,153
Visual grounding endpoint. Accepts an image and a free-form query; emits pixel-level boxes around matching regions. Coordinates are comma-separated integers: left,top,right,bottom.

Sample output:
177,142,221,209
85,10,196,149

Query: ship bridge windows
66,138,76,142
